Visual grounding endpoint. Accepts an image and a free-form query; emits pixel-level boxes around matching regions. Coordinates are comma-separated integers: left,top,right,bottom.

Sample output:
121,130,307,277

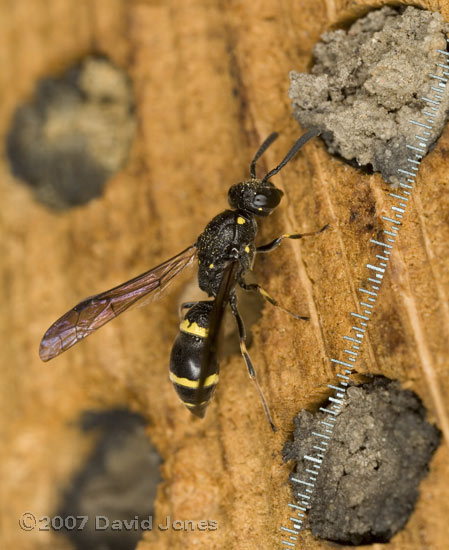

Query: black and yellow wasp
39,129,326,430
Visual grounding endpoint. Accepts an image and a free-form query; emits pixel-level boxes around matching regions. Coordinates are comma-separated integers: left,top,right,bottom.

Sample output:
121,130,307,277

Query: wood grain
1,1,448,549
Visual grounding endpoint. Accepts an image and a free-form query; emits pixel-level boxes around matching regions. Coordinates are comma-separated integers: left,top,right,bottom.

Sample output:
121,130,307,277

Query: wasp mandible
40,129,327,430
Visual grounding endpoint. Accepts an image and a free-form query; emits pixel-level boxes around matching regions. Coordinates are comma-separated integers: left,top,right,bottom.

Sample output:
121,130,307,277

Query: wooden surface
1,1,449,549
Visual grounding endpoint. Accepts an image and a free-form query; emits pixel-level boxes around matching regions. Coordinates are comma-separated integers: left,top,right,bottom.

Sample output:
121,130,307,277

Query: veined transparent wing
39,245,197,361
195,260,239,407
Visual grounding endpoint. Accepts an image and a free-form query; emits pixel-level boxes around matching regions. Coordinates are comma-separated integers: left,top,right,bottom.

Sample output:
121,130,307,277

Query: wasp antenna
250,132,279,179
262,128,321,183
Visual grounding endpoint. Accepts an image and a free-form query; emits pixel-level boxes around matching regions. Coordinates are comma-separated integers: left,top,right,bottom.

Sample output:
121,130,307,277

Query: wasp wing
39,245,197,362
195,260,239,408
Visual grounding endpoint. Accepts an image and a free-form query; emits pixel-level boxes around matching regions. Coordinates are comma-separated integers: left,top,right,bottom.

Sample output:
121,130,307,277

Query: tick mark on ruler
281,10,449,545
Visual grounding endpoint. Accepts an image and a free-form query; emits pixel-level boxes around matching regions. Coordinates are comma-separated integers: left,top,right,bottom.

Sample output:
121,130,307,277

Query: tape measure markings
280,38,449,546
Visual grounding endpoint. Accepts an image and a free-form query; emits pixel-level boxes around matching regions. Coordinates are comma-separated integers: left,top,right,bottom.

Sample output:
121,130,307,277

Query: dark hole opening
6,55,135,210
55,409,161,550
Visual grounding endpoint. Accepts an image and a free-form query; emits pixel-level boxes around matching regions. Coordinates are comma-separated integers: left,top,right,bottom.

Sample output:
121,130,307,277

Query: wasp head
228,129,320,218
228,180,284,217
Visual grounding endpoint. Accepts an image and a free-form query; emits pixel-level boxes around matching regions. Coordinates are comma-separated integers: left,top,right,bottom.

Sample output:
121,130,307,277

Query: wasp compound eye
254,194,268,207
253,187,283,209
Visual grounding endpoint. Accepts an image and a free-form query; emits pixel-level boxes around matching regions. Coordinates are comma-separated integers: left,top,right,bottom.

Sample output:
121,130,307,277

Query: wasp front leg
256,224,329,253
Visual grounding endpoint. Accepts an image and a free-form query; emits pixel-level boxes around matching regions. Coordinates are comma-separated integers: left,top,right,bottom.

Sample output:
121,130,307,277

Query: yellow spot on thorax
169,372,219,388
237,216,246,225
244,245,250,253
180,319,209,338
209,263,214,269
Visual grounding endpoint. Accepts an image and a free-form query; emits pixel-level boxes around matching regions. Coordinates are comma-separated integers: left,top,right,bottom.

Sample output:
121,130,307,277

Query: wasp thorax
228,180,284,217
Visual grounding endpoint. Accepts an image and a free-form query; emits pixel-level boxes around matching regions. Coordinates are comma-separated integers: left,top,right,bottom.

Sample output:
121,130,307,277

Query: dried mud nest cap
289,6,449,184
283,377,441,545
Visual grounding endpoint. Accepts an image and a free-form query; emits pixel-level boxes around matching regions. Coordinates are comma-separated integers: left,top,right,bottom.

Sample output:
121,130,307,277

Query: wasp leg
178,300,216,319
178,301,199,319
239,280,308,321
229,295,277,432
256,224,329,253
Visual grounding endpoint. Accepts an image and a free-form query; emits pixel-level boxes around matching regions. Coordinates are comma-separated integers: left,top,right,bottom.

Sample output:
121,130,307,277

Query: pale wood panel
0,1,448,549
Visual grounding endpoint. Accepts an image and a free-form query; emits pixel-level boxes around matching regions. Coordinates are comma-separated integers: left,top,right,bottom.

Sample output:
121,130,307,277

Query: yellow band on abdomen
169,371,219,388
179,319,209,338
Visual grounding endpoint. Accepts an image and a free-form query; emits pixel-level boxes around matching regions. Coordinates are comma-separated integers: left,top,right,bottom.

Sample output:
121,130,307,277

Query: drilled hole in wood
6,56,135,210
55,409,161,550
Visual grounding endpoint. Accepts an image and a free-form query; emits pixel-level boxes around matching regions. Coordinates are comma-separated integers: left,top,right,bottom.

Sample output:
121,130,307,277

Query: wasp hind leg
229,295,276,432
178,300,214,319
178,301,199,319
239,280,308,321
256,224,329,253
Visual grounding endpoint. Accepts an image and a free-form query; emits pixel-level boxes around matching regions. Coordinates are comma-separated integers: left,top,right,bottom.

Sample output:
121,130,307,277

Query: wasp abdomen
169,301,218,418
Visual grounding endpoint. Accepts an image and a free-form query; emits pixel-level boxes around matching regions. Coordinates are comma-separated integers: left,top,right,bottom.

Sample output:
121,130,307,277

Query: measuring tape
280,38,449,548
